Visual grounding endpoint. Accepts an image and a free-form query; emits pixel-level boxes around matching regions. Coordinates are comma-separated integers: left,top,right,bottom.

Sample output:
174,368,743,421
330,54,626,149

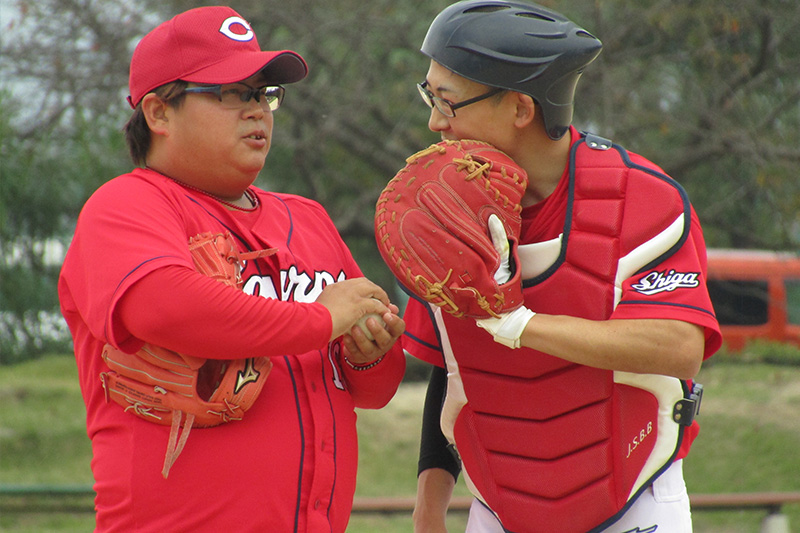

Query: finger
341,335,374,366
365,297,391,318
383,313,406,338
348,324,382,359
354,278,390,306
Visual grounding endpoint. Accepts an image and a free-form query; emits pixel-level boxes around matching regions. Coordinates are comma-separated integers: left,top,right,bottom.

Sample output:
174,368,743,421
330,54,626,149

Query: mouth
245,131,267,141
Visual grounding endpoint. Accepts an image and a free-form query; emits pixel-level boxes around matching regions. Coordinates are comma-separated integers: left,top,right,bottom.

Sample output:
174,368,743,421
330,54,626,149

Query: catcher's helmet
421,0,602,140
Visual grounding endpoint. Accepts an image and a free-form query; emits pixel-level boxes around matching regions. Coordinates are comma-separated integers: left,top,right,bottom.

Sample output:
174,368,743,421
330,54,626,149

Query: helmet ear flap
541,70,586,140
421,0,602,140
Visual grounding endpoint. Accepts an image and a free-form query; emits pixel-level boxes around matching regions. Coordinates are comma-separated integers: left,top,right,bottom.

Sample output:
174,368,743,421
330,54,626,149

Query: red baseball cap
127,6,308,108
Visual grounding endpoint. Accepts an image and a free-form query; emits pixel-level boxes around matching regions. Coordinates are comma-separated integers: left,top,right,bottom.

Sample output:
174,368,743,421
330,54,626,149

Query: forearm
520,315,704,379
414,468,456,533
413,365,460,532
115,265,331,358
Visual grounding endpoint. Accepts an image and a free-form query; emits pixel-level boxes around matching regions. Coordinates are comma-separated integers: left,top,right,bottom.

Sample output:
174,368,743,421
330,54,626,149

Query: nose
427,106,450,133
243,97,267,119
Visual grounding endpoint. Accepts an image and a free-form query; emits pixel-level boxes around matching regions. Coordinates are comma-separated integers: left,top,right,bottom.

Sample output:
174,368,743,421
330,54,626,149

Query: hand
476,214,535,348
316,278,392,340
342,303,405,365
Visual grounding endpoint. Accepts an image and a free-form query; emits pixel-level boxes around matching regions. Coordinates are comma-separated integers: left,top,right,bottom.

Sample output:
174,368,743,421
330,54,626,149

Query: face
422,61,516,150
162,73,274,199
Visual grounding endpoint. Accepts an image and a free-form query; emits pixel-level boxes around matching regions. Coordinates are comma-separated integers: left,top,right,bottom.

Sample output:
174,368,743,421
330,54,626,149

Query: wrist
343,353,386,371
475,306,535,349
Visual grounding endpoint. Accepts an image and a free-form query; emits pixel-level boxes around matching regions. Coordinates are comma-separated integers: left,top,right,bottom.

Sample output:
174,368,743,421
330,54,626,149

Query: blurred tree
0,90,129,361
563,0,800,248
1,0,798,360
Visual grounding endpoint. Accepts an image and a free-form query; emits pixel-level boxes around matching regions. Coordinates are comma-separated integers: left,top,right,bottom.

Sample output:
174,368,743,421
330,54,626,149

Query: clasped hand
316,278,405,364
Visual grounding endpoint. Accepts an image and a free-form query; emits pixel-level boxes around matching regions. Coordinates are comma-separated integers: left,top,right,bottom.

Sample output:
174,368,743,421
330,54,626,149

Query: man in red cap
58,6,405,532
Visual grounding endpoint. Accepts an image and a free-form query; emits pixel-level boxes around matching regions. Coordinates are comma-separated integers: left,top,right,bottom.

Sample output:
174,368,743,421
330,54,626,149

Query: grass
1,354,799,532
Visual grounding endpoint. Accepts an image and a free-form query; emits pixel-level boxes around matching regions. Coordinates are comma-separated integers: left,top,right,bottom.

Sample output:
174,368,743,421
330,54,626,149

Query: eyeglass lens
221,84,284,111
417,83,454,117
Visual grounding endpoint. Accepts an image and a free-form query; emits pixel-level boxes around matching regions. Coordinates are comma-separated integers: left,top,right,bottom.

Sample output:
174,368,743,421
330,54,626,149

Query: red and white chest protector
405,131,720,533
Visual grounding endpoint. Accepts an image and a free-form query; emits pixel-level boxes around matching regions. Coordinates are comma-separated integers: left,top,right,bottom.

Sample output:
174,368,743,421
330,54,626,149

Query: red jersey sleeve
612,209,722,360
116,264,331,358
401,297,446,367
341,343,406,409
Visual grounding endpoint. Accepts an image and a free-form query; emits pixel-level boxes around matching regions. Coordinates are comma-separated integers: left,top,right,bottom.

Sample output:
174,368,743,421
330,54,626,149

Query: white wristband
475,306,535,349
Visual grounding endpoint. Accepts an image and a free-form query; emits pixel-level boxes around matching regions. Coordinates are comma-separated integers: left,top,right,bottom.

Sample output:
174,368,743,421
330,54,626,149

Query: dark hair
123,81,188,166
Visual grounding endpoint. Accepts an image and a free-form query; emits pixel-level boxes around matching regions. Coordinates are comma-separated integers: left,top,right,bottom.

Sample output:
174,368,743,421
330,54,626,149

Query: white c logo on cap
219,16,254,42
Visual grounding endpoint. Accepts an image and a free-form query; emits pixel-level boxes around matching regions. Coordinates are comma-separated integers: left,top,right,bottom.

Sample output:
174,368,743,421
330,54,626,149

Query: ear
141,93,171,136
512,93,537,129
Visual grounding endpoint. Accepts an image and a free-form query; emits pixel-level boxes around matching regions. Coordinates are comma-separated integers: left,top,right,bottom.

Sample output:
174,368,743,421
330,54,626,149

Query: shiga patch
631,269,700,295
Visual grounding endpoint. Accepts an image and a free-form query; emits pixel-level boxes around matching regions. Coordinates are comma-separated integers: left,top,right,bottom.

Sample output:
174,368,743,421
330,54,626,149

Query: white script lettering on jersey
631,269,700,296
242,266,346,302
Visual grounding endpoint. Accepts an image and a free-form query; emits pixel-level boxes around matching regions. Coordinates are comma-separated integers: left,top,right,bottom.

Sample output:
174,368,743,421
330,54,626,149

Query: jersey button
314,499,321,510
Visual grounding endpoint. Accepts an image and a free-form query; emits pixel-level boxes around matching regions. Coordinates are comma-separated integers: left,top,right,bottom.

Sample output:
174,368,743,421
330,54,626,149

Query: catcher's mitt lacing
100,372,247,477
414,271,504,319
405,142,524,212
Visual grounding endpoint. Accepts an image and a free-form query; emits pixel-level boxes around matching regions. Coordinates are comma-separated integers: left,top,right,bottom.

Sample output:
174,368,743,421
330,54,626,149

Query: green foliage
2,0,799,362
0,90,129,362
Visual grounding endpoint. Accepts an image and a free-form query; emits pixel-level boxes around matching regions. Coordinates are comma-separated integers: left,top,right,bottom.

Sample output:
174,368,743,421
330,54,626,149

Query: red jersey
59,168,404,532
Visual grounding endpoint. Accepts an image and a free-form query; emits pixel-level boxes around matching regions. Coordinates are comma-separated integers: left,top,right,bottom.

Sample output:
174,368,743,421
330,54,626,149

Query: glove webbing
414,270,503,319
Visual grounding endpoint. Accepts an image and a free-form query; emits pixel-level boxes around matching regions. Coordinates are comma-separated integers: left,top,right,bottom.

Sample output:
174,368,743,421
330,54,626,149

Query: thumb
488,214,511,284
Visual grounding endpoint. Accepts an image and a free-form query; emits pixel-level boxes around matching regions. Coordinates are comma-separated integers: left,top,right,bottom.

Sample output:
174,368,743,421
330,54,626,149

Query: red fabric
117,264,330,358
59,168,404,532
401,127,720,530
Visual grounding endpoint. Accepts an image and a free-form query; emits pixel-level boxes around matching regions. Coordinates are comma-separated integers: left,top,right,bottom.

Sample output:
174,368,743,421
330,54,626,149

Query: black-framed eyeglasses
181,83,285,111
417,81,504,118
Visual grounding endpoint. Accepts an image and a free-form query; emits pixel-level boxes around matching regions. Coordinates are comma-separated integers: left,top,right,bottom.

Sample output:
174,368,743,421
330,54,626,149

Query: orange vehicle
705,249,800,351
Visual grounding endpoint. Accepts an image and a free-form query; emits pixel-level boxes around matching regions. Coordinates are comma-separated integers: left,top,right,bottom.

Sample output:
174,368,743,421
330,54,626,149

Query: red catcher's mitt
100,232,276,478
375,140,527,319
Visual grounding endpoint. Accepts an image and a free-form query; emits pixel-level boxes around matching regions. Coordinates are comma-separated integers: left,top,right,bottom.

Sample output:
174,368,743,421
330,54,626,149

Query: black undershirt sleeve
417,364,462,481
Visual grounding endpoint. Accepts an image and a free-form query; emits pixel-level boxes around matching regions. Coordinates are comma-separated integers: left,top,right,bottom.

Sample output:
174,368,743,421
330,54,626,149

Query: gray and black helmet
421,0,602,140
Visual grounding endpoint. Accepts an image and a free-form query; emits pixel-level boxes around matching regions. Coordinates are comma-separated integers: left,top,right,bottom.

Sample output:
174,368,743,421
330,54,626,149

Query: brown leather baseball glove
100,232,275,477
375,140,528,319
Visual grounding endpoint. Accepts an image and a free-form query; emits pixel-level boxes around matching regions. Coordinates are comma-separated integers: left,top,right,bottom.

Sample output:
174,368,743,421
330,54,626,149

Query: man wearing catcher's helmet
58,6,405,531
400,1,721,532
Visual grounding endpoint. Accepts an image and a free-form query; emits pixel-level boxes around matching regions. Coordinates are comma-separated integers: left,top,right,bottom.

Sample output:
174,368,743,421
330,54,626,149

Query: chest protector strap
436,133,698,532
